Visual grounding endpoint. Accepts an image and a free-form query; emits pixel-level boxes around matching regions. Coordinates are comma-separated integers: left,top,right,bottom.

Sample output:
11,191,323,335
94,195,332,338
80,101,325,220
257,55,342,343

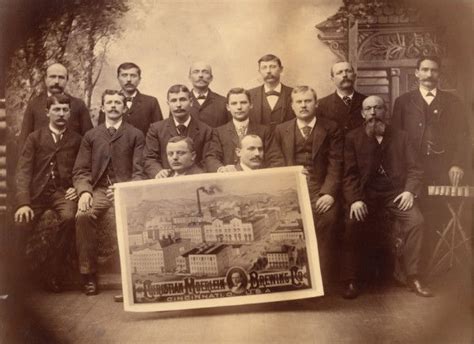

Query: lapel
200,90,214,109
189,92,202,111
331,92,349,115
128,91,143,116
187,117,200,141
42,127,58,151
311,120,327,160
283,120,296,164
410,89,426,116
166,118,179,137
253,86,264,123
226,121,239,148
111,122,126,143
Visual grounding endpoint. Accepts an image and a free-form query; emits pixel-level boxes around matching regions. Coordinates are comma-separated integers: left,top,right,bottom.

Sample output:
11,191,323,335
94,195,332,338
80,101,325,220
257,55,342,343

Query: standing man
98,62,163,136
156,136,204,178
19,62,92,147
206,87,284,172
248,54,295,129
143,84,213,179
73,90,144,296
14,94,82,292
392,56,470,187
188,61,230,128
274,86,343,284
315,61,367,134
341,96,432,299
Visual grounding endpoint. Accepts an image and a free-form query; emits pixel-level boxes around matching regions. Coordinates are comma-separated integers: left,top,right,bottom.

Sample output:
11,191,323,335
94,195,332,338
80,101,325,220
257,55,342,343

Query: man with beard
206,87,284,172
315,61,367,134
187,61,230,128
248,54,295,129
98,62,163,135
156,136,204,177
73,90,144,296
341,95,432,299
143,84,213,178
19,63,93,147
14,94,82,292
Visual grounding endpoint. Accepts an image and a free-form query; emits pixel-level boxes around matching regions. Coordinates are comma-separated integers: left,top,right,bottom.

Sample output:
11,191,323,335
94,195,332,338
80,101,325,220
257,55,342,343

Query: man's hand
78,192,93,212
350,201,368,221
314,194,334,214
155,169,171,179
217,165,238,173
393,191,414,211
14,205,34,223
449,166,464,187
106,185,115,202
65,187,78,201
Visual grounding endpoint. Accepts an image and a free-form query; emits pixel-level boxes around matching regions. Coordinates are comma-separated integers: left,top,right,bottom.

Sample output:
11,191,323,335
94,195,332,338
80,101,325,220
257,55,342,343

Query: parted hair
117,62,141,77
226,87,252,104
46,94,71,110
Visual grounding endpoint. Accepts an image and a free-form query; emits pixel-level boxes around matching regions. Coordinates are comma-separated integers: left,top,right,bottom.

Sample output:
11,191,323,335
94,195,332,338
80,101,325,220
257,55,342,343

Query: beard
365,118,386,137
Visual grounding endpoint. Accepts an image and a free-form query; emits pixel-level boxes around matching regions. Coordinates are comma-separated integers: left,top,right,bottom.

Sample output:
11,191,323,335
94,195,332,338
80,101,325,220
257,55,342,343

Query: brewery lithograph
114,167,323,312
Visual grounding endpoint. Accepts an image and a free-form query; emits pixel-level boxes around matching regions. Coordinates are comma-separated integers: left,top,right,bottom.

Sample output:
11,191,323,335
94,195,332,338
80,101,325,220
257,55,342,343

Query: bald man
19,63,93,147
188,61,230,127
341,95,432,299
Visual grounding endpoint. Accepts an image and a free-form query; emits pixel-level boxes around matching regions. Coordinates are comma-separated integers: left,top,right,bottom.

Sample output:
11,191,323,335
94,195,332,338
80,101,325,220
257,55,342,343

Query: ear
226,103,231,112
235,147,241,158
191,151,196,161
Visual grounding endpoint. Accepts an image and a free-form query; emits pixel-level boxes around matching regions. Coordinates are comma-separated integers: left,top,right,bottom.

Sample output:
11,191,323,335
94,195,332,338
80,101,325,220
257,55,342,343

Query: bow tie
196,95,206,100
265,90,280,97
426,92,435,97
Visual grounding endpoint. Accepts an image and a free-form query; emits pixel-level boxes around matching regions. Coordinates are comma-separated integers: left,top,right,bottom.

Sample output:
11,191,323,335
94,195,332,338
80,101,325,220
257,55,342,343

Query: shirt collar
173,115,192,128
49,124,66,136
239,162,253,171
419,86,437,97
192,89,209,99
264,83,282,94
123,90,138,99
233,118,249,129
336,90,354,100
105,119,122,130
297,117,316,130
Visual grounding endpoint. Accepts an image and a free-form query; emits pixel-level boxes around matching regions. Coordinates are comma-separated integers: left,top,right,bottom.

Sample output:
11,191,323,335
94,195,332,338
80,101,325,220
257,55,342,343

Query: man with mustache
392,56,470,188
274,86,343,286
187,61,230,128
73,90,145,296
19,63,93,147
315,61,367,134
235,134,265,171
247,54,295,130
14,94,82,293
156,136,204,178
143,84,213,178
98,62,163,135
341,95,432,299
206,87,284,172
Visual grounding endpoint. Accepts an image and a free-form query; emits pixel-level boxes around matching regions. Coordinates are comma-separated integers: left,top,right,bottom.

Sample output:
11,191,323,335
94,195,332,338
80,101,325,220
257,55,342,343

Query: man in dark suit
392,56,470,187
143,84,213,178
14,94,82,292
73,90,145,296
274,85,343,285
155,136,204,178
248,54,295,129
98,62,163,135
315,61,367,134
188,61,230,128
19,63,92,147
341,95,432,299
206,87,284,172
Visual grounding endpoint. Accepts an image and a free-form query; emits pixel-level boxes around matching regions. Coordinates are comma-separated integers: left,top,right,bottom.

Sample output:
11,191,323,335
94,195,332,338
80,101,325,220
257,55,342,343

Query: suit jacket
15,127,82,208
274,118,343,197
98,90,163,135
343,126,423,204
315,91,367,133
143,117,213,178
205,120,285,172
248,84,295,127
19,92,92,147
189,89,231,128
391,89,470,172
73,122,145,195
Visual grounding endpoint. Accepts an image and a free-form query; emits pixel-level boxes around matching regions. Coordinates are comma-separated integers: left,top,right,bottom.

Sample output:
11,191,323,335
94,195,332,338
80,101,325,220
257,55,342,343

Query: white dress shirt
264,83,282,110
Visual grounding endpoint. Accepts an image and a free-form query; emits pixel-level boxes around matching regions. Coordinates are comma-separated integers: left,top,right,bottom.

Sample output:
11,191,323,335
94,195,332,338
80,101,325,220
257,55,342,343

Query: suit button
419,123,423,127
50,162,54,165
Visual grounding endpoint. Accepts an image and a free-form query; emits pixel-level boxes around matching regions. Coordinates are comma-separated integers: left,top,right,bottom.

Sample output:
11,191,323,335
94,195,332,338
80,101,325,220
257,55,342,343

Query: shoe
407,278,433,297
83,275,98,296
342,280,360,299
113,294,123,302
44,277,62,293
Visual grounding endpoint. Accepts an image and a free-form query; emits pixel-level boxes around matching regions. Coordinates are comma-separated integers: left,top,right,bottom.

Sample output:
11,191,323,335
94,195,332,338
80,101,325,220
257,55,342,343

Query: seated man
205,87,284,172
341,95,432,299
156,136,204,178
14,94,82,292
73,90,145,296
235,134,265,171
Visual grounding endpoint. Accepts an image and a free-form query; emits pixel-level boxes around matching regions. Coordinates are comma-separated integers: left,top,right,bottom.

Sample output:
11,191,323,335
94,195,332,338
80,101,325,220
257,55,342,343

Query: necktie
265,90,280,97
196,95,206,100
177,124,187,136
301,126,312,139
108,126,117,137
237,125,247,138
51,131,62,144
342,96,351,107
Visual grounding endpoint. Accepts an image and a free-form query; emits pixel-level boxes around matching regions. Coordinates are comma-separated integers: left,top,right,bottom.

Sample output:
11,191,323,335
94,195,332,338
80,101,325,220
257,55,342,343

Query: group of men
13,54,470,300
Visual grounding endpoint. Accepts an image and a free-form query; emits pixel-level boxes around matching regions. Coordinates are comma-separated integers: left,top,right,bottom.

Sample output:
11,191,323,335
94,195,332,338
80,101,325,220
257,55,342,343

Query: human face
166,140,196,173
45,64,68,94
231,272,242,286
102,94,125,121
189,62,213,90
258,59,282,85
167,91,191,122
47,103,70,130
226,93,252,122
117,67,141,95
415,59,440,90
237,136,264,169
331,62,356,91
291,90,317,122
